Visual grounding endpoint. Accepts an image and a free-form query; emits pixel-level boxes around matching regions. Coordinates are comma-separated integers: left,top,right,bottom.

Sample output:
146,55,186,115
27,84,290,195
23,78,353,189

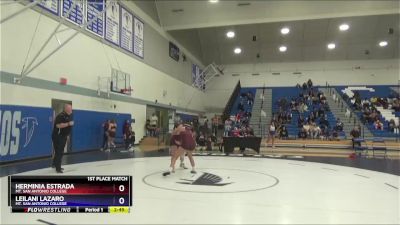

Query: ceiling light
234,47,242,54
327,43,336,49
281,27,290,35
379,41,388,47
279,46,287,52
226,31,235,38
339,24,349,31
209,0,219,3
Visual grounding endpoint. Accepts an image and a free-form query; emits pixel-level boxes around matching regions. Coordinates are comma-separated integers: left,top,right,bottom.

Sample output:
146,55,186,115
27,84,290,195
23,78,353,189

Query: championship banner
105,0,120,46
120,6,133,53
86,0,105,37
35,0,59,15
62,0,84,26
133,17,144,58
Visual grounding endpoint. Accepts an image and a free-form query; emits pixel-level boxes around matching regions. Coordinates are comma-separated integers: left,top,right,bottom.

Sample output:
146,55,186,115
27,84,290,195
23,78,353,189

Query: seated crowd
343,90,400,134
271,79,344,140
223,91,255,137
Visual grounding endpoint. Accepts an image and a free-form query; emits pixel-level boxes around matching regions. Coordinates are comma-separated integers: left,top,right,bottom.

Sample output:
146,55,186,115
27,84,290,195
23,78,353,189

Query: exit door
51,99,72,153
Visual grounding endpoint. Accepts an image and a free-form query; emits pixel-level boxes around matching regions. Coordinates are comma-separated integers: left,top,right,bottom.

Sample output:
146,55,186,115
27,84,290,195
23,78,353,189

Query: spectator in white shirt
150,113,158,136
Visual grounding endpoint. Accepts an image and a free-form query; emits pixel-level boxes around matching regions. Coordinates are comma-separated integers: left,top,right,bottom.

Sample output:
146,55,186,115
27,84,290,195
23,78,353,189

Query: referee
52,104,74,173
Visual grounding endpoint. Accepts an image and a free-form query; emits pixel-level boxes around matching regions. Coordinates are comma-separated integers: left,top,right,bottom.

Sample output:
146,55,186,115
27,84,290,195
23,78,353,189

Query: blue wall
0,105,131,163
176,113,198,122
0,105,53,162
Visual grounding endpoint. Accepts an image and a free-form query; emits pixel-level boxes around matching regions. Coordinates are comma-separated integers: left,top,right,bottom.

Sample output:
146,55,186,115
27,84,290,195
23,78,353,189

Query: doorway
146,105,174,133
51,99,73,153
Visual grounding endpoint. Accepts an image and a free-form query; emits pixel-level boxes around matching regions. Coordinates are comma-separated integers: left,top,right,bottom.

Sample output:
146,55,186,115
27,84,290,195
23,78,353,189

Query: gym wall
0,2,206,162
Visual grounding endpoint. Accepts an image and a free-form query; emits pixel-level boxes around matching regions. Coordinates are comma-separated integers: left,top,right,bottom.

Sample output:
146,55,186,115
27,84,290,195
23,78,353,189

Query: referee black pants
52,135,67,171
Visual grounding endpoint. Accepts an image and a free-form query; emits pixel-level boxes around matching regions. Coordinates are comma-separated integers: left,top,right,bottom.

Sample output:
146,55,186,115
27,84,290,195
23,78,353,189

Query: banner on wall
32,0,145,61
120,6,133,52
35,0,59,15
0,105,53,163
192,64,205,90
133,17,144,58
169,42,180,62
62,0,84,26
105,0,120,46
86,0,105,37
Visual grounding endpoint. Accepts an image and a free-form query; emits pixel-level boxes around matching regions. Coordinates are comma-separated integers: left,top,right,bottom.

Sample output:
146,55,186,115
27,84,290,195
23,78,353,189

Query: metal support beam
21,0,78,76
0,0,25,6
0,0,41,24
23,1,111,77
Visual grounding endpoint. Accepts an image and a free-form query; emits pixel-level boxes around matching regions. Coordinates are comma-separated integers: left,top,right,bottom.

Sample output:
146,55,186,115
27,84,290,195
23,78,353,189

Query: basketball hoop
120,87,133,95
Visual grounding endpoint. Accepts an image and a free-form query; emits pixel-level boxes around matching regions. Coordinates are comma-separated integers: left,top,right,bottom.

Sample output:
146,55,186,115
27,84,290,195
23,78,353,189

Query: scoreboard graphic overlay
8,176,132,213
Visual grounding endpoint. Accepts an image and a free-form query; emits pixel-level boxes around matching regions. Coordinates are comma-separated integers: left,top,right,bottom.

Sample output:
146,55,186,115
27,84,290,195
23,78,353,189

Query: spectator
310,122,320,139
279,125,289,139
307,79,313,88
303,123,311,138
203,119,209,134
232,127,241,137
389,119,399,134
206,136,213,151
218,136,224,152
374,119,384,130
320,126,330,140
298,116,305,128
247,92,254,105
350,126,361,149
345,108,351,118
318,107,325,118
246,126,254,136
267,122,276,148
145,119,152,136
150,113,158,136
193,118,199,133
392,99,400,111
298,128,307,139
101,119,110,150
212,115,218,136
224,119,231,136
320,115,329,128
331,129,339,140
302,82,308,91
334,119,344,132
197,132,206,150
108,119,117,149
123,120,135,150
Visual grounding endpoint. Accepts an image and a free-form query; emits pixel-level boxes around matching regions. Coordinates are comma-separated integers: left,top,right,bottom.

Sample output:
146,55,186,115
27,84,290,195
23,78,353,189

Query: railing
326,83,367,139
249,123,267,138
222,80,241,121
258,85,266,126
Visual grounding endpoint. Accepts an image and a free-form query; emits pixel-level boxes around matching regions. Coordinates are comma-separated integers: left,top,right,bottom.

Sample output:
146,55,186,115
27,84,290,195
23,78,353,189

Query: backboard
110,68,132,95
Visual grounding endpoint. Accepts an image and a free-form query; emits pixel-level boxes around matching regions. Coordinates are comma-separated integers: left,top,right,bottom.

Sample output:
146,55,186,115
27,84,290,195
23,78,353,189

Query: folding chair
353,138,368,157
371,138,387,158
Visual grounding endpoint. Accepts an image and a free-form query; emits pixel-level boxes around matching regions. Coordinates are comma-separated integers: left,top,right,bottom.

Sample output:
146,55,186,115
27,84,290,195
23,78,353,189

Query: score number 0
118,184,125,205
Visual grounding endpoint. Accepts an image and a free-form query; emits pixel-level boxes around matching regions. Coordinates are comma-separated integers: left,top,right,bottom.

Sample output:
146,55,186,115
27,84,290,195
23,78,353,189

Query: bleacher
222,81,241,121
229,87,257,116
271,87,299,137
272,87,345,139
336,85,399,138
